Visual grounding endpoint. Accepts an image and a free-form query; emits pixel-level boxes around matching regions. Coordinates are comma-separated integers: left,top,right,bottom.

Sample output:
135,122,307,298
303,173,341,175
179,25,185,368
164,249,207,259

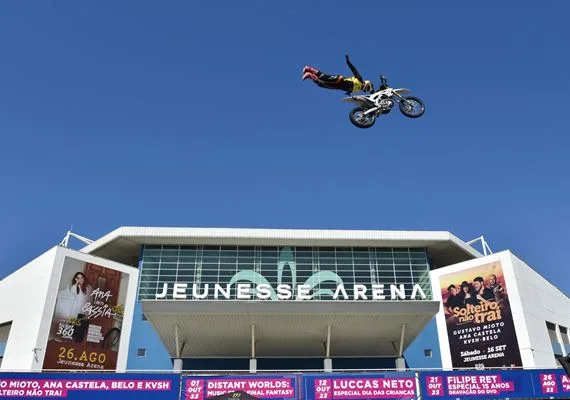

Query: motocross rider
302,54,374,94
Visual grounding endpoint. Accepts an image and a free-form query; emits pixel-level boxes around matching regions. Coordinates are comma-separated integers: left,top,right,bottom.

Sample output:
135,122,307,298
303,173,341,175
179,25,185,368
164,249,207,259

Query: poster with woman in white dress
43,257,129,371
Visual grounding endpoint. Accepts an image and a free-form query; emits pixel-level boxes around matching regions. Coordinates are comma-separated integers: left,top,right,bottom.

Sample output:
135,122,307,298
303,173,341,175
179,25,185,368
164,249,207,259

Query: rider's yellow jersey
345,76,363,92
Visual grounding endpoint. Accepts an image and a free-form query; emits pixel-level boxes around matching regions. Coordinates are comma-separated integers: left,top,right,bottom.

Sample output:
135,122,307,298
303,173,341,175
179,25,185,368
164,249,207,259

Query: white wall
509,252,570,367
0,246,139,371
431,250,570,370
0,246,59,371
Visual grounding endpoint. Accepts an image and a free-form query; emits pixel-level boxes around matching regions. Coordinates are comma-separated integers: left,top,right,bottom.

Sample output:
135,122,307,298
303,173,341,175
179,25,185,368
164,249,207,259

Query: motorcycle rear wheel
349,107,376,129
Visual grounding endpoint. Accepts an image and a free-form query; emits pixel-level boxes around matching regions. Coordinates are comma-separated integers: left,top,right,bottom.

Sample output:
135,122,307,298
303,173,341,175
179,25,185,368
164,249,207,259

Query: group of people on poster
444,274,504,315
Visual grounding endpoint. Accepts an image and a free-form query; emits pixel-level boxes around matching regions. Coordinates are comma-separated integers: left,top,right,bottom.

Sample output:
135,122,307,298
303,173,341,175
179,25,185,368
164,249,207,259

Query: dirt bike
342,75,425,129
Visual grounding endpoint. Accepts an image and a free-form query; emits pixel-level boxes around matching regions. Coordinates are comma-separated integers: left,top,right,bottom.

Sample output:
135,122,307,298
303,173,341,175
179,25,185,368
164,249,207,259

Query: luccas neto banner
43,257,130,370
182,375,297,400
438,260,522,368
303,373,417,400
0,373,179,399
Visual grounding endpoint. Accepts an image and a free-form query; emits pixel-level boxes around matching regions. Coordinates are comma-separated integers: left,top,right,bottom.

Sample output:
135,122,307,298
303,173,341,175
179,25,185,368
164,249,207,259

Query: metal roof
81,226,482,268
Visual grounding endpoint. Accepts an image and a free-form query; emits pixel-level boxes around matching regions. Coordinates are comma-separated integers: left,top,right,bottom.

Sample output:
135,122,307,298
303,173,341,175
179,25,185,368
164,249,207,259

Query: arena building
0,227,568,378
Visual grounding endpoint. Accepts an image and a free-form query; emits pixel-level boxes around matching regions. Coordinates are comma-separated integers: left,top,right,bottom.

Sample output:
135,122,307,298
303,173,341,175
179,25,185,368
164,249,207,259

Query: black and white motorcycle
342,75,425,129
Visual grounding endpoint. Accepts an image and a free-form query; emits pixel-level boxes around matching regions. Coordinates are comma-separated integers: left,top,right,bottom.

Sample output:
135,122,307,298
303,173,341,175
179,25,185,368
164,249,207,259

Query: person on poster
445,284,463,316
54,271,93,322
488,274,505,301
473,276,495,303
460,281,477,306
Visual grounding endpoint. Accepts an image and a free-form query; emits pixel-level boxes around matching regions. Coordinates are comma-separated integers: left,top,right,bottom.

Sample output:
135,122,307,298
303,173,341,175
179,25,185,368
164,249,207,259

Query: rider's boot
303,66,319,75
302,72,318,81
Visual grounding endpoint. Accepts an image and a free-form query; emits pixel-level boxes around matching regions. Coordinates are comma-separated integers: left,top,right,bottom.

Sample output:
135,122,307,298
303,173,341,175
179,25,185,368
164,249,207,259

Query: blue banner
419,370,535,399
1,370,567,400
531,369,570,398
419,369,570,399
0,372,180,399
303,373,417,400
182,375,297,400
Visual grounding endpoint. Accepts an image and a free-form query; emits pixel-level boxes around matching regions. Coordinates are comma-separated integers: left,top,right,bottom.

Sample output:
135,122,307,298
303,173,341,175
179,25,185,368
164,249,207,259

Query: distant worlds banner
182,375,298,400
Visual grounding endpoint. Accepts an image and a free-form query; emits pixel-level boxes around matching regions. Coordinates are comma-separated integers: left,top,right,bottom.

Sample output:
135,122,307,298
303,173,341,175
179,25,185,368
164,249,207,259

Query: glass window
546,321,558,341
141,264,160,273
220,245,237,251
160,250,179,258
560,326,569,345
142,249,162,256
219,255,237,264
143,256,160,264
335,264,353,277
200,256,219,263
318,257,336,265
176,263,195,272
139,245,433,301
238,257,254,265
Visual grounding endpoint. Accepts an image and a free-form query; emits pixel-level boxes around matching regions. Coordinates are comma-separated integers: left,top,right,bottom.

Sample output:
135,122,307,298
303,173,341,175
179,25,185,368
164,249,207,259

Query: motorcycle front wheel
349,107,376,129
399,96,425,118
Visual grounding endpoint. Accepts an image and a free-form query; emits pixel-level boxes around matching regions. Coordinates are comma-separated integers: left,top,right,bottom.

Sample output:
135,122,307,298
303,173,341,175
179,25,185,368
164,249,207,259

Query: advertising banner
531,369,570,398
182,375,297,400
420,369,570,399
419,370,535,399
43,257,131,370
0,373,180,399
303,373,417,400
438,260,522,368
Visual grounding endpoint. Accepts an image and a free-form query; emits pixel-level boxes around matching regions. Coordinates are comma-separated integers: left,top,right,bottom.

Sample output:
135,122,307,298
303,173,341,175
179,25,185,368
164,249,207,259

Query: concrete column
250,323,257,373
249,359,257,374
324,325,333,372
395,357,406,371
396,323,407,372
173,324,184,372
324,358,333,373
173,358,183,372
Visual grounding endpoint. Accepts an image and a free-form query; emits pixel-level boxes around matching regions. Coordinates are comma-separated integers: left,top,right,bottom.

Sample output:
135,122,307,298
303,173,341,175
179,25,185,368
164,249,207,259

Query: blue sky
1,1,569,365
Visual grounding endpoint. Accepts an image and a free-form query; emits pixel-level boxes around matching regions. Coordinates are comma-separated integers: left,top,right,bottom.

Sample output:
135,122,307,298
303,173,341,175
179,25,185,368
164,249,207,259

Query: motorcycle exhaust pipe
364,107,380,116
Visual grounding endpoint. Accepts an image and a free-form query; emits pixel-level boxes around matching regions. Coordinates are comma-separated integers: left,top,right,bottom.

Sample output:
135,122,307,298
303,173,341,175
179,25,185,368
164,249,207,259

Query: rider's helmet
362,80,373,92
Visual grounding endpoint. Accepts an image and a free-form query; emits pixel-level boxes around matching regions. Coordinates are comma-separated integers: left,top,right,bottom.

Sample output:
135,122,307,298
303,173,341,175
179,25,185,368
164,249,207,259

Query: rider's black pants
315,71,354,92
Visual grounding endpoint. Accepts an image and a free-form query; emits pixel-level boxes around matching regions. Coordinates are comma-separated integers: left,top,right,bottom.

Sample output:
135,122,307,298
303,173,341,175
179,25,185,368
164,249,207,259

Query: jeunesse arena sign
139,245,433,301
154,282,429,301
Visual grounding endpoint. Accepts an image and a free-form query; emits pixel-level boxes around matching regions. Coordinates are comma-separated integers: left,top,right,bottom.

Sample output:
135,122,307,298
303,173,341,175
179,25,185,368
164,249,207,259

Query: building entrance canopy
142,301,440,358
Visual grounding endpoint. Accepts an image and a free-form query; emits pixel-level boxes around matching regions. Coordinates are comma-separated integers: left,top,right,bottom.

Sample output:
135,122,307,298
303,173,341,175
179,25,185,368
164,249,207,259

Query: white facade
431,250,570,370
509,252,570,365
0,247,59,370
0,246,139,371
